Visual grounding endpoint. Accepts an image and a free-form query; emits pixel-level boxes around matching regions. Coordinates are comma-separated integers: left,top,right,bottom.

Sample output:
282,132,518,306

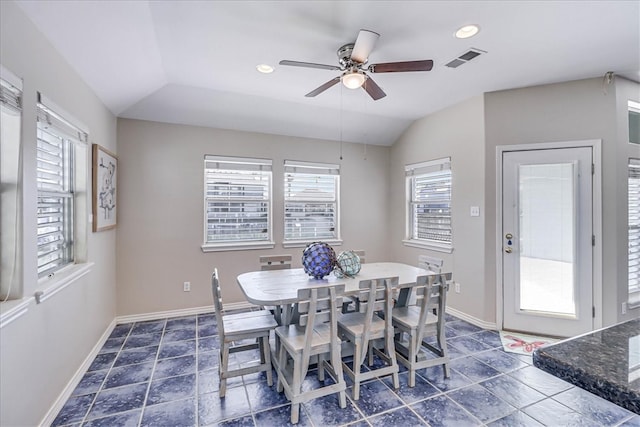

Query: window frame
0,68,23,300
201,155,274,252
403,157,453,253
282,160,341,248
36,93,89,279
628,158,640,308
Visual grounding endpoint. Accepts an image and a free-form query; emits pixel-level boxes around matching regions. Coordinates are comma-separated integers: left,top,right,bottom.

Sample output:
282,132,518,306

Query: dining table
236,262,439,325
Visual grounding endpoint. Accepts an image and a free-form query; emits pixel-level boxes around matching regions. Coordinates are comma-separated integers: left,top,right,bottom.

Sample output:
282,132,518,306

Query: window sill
282,239,343,249
628,297,640,310
201,241,276,252
402,239,453,254
0,297,33,329
35,262,94,304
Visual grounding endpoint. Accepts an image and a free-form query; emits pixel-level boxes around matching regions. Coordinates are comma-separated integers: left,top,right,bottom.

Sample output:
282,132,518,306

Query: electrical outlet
455,282,460,293
183,281,191,292
622,302,627,315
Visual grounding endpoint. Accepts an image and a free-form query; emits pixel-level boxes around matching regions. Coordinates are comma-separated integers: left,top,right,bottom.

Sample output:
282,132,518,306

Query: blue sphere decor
302,242,337,279
334,251,362,278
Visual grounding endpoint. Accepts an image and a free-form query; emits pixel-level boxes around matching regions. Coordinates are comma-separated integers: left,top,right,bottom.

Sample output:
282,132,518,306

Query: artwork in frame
92,144,117,231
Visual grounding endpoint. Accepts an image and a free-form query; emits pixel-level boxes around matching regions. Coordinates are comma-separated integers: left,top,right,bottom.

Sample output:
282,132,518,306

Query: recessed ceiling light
256,64,274,74
455,25,480,39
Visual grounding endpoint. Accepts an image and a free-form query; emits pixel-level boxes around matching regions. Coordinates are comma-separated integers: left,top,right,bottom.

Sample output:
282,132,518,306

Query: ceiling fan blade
362,76,386,100
305,77,341,97
279,60,341,71
369,60,434,73
351,29,380,63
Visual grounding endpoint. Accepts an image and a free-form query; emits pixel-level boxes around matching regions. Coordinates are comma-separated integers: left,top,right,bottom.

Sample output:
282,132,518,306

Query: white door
502,147,593,337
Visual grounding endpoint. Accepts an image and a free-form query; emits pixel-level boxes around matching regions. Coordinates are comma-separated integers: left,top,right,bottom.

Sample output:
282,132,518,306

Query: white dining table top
236,262,434,306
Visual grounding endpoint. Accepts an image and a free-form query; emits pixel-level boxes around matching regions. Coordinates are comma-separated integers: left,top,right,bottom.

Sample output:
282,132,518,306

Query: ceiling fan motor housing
337,43,359,67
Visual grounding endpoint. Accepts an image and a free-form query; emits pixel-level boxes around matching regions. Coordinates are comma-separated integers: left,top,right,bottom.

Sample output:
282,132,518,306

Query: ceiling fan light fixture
256,64,274,73
455,24,480,39
342,71,366,89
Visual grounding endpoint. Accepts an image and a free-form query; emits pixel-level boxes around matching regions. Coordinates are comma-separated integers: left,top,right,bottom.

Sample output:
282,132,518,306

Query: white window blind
1,73,23,299
405,158,452,249
204,156,272,245
284,160,339,242
629,158,640,304
0,77,21,113
36,96,88,277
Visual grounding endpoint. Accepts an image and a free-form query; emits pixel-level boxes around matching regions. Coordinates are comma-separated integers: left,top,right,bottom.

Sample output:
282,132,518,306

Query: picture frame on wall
92,144,117,232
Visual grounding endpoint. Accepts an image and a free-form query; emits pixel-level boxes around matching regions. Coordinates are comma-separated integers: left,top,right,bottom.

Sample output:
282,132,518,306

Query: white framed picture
92,144,117,232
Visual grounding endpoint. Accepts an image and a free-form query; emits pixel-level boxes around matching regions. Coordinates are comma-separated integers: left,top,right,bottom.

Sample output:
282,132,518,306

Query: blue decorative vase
334,250,362,278
302,242,336,279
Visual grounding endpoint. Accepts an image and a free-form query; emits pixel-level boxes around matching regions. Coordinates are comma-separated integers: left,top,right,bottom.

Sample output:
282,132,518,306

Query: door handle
504,247,512,253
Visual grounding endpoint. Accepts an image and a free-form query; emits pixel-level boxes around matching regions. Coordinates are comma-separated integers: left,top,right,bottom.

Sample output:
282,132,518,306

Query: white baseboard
446,306,498,330
39,318,117,427
115,302,254,325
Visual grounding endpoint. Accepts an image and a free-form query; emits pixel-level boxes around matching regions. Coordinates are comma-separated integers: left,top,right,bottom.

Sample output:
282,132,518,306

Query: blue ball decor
334,250,362,278
302,242,337,279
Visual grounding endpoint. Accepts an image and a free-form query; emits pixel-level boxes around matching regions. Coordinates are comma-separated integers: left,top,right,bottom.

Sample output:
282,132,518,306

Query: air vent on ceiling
446,48,486,68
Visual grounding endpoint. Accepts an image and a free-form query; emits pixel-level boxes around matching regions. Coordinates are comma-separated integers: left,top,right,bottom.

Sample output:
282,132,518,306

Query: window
404,157,452,252
203,156,273,251
629,158,640,306
1,70,22,299
36,94,88,277
283,160,340,246
629,100,640,145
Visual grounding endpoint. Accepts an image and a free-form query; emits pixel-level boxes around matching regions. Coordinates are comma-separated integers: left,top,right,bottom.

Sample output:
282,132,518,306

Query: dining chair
259,255,293,322
418,254,443,273
352,250,366,264
275,284,347,424
211,268,278,397
337,276,400,400
341,250,365,313
260,254,292,270
392,272,452,387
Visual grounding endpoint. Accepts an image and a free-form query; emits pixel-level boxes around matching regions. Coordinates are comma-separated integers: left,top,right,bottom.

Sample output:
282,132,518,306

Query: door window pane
518,163,576,315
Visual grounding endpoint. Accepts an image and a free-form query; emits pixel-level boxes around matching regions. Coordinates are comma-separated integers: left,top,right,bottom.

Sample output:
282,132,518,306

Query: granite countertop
533,318,640,414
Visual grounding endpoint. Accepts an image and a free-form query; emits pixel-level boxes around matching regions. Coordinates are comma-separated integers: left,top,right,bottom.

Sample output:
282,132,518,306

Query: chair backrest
295,284,345,379
260,254,292,271
353,250,366,264
418,255,444,273
413,272,452,350
211,268,225,333
356,276,399,365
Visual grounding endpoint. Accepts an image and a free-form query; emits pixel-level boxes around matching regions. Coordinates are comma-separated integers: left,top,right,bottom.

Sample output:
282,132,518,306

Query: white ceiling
15,0,640,146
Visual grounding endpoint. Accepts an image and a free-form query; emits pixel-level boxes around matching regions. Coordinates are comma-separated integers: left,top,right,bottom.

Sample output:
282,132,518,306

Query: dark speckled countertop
533,318,640,414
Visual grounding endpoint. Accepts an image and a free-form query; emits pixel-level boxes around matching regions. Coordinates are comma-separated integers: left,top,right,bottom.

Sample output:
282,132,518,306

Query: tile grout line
77,325,132,426
135,319,167,427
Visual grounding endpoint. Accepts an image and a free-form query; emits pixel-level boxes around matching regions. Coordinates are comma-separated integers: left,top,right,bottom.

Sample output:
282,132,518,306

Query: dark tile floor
52,313,640,426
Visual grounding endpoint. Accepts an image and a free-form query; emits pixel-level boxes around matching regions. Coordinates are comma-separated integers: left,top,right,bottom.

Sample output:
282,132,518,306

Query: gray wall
0,2,117,426
389,96,487,321
116,119,391,316
484,77,639,326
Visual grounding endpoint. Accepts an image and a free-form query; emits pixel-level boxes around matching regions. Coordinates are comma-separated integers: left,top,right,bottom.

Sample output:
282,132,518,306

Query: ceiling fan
279,29,433,101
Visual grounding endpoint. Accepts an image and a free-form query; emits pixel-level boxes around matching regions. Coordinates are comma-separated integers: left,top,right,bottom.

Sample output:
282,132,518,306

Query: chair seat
223,310,278,336
338,312,386,338
275,323,332,354
391,306,437,330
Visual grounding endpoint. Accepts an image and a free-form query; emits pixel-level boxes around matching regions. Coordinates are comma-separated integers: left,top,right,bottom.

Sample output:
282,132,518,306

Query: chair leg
277,341,287,393
331,345,347,409
262,336,273,386
367,342,374,366
352,340,362,400
219,343,230,397
318,354,326,381
408,332,418,387
385,329,399,390
291,403,300,424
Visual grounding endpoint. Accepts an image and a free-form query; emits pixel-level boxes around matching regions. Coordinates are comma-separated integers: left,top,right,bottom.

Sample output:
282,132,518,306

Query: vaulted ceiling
15,1,640,146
